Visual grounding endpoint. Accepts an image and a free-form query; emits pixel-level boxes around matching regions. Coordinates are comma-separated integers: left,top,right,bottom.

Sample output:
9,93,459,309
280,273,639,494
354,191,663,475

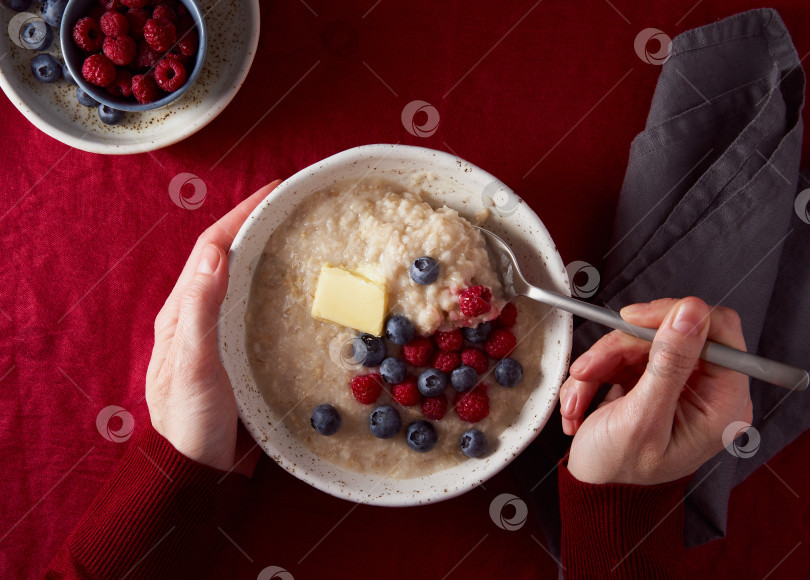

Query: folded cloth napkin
515,7,808,553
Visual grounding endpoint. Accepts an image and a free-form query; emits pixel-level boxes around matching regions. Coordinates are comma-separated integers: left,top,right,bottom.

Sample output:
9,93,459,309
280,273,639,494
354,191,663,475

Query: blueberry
311,404,341,436
409,256,439,285
21,21,53,51
460,429,487,458
417,368,447,397
352,334,386,367
30,54,60,83
385,314,414,345
405,420,438,453
451,365,478,392
380,357,406,384
76,87,99,107
494,358,524,388
62,63,77,85
41,0,68,27
369,405,402,439
1,0,33,11
98,104,125,126
462,322,491,343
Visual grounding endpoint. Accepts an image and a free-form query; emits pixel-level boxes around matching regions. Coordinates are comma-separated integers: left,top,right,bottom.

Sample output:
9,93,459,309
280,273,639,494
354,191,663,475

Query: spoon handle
524,285,809,392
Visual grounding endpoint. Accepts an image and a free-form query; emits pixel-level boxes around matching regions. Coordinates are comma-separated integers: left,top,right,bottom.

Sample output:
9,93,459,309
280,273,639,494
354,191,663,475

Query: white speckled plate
219,145,573,506
0,0,259,154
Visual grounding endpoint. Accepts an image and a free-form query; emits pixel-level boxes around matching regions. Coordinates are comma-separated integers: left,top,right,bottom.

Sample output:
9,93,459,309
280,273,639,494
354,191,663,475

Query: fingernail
620,303,645,318
570,353,591,374
671,300,705,335
562,392,577,416
197,245,220,275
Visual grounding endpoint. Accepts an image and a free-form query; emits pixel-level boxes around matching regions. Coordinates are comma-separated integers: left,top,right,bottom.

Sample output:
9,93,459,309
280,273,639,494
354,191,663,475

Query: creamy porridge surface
246,179,549,478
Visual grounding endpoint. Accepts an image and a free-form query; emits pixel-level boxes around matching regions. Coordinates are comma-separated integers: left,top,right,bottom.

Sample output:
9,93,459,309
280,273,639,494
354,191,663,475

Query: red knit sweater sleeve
559,462,691,579
44,424,251,580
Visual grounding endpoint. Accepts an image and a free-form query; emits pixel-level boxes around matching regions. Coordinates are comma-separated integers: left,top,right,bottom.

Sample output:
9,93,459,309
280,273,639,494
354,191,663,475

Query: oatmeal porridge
246,178,548,478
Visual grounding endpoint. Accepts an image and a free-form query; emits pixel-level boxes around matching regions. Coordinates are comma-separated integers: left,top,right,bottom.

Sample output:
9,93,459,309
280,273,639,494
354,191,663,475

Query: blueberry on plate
41,0,69,28
406,420,438,452
385,314,414,345
98,104,125,126
62,63,77,85
21,21,53,51
76,87,99,107
451,365,478,392
417,368,447,397
409,256,439,285
311,404,341,436
462,322,491,343
30,54,61,84
460,429,487,458
380,357,406,384
369,405,402,439
1,0,33,11
494,358,523,388
352,334,386,367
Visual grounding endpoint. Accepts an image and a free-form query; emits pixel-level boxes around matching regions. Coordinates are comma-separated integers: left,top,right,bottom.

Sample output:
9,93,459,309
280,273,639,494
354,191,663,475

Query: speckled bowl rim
0,0,259,154
60,0,208,112
218,144,573,507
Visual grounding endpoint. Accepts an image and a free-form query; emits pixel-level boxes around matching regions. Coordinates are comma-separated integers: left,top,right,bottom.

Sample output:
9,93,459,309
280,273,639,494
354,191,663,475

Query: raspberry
435,329,463,352
152,4,178,24
127,8,150,39
133,40,160,70
484,328,516,359
176,27,197,56
455,387,490,423
392,376,420,406
73,17,104,52
103,35,136,66
88,4,106,19
82,54,116,87
144,17,177,52
100,11,129,37
421,395,447,420
350,373,383,405
131,72,160,103
458,285,492,317
106,68,133,97
495,302,518,328
98,0,122,10
431,350,460,373
401,337,433,367
461,347,488,375
166,48,190,64
121,0,149,7
154,57,186,91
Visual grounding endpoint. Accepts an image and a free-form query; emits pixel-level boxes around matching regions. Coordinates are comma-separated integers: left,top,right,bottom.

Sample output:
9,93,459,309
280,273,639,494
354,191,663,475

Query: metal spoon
477,226,809,392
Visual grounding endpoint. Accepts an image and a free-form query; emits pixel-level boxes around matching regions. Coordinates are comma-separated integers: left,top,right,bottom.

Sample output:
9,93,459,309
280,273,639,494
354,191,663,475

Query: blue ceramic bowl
60,0,207,112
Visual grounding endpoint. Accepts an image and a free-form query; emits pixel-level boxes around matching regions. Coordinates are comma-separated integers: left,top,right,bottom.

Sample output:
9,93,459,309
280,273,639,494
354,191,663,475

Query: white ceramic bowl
0,0,259,154
218,144,573,506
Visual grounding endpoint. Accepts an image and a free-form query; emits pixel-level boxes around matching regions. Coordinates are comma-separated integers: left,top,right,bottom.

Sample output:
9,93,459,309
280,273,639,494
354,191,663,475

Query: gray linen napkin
514,7,808,554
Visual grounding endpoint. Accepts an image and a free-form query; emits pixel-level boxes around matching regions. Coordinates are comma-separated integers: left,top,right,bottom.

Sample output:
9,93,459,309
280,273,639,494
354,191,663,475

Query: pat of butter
311,266,387,336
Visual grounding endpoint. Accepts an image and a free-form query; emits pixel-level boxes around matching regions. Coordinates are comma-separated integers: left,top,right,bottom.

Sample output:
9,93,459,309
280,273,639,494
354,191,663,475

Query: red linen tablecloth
2,1,809,578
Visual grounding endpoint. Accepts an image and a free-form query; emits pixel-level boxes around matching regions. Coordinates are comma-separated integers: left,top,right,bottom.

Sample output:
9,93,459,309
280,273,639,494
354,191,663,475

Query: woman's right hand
559,297,753,485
